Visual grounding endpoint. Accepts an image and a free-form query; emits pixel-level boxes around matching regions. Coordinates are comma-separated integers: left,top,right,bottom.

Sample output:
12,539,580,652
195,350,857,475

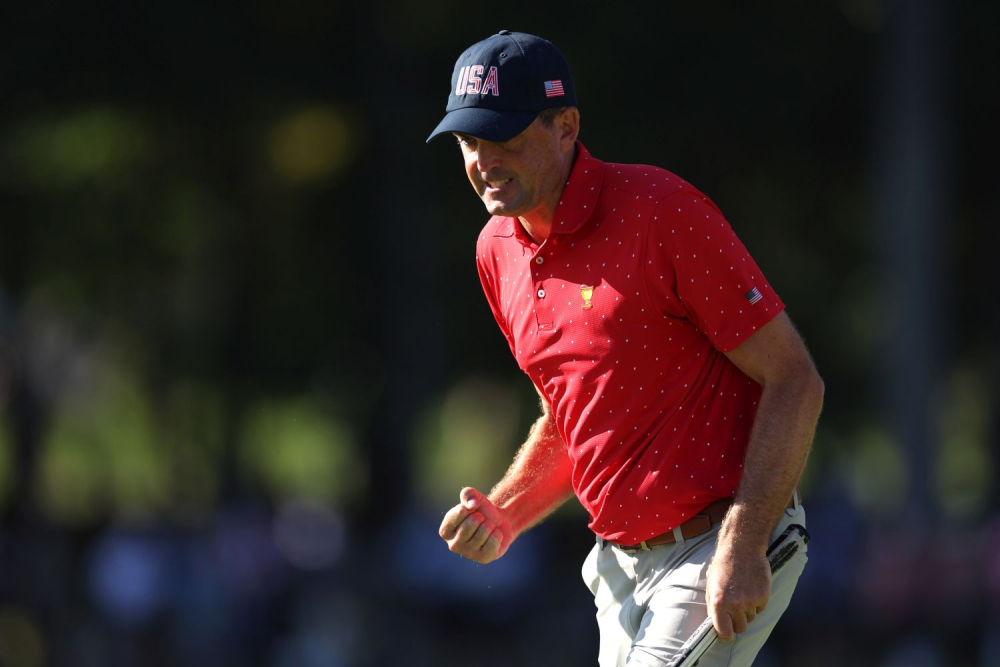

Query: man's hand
705,544,772,642
439,487,515,564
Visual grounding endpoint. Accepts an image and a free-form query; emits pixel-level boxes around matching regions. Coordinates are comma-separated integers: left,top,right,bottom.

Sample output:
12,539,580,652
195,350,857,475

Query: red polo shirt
475,142,784,543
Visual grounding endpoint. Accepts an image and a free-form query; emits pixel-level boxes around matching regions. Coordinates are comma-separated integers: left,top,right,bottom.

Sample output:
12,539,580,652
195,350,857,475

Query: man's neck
516,145,577,245
517,214,552,245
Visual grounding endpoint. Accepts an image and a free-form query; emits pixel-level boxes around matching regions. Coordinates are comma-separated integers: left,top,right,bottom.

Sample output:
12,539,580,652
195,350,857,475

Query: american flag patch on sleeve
544,80,565,97
745,287,763,305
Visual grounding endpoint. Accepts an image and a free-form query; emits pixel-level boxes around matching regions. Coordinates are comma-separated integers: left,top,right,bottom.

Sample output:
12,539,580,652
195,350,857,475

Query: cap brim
426,107,539,143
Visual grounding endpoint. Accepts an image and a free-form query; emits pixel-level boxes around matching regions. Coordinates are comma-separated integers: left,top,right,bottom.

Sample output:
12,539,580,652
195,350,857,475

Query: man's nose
475,143,501,173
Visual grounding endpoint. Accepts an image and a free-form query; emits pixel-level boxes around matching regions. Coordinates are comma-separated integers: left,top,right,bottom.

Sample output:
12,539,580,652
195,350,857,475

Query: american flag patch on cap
745,287,763,305
544,80,565,98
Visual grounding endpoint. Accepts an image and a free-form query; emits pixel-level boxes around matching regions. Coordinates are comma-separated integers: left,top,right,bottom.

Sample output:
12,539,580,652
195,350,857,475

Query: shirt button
537,289,546,298
535,257,544,265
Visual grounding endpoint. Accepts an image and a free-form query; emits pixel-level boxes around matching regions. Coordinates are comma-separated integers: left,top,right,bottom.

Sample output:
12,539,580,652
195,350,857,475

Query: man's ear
557,107,581,152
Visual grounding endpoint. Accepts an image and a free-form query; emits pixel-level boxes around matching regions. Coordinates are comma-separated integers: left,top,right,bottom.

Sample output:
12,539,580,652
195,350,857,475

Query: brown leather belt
608,490,801,554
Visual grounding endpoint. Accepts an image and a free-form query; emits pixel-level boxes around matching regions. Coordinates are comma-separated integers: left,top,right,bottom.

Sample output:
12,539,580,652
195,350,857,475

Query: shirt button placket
534,263,552,331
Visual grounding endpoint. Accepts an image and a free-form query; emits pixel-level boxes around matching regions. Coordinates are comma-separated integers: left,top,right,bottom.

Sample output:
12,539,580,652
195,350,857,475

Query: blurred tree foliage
0,0,995,534
0,2,998,666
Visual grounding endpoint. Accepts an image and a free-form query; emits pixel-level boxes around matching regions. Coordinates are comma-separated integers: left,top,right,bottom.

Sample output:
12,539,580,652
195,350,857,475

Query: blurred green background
0,1,997,666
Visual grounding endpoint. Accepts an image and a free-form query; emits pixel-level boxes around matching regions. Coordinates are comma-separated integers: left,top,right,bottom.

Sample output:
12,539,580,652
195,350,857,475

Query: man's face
454,114,571,219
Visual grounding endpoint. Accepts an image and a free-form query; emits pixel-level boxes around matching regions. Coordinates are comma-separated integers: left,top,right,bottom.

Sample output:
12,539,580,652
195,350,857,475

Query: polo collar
491,141,605,239
551,141,604,235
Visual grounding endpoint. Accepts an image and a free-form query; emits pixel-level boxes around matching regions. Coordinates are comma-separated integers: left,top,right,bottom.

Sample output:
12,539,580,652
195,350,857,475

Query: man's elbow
771,354,824,409
799,361,825,414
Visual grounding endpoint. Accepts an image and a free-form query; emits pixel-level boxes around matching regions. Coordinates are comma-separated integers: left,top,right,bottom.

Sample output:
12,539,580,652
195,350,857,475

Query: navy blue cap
426,30,577,143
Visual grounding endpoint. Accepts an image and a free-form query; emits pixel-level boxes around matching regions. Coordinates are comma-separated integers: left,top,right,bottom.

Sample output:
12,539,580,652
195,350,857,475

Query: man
427,30,824,667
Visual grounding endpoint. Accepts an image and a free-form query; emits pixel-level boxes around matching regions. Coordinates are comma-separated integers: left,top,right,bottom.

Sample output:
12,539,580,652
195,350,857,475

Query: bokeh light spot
2,107,149,191
846,426,908,516
413,376,522,506
268,106,356,185
239,397,366,505
272,499,345,570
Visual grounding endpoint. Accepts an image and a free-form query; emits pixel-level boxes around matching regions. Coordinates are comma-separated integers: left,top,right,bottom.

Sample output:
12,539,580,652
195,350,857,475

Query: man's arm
707,311,824,641
438,390,575,564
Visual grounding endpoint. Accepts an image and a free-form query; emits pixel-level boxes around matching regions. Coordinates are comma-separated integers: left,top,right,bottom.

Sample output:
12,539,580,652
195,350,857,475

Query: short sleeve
644,190,784,352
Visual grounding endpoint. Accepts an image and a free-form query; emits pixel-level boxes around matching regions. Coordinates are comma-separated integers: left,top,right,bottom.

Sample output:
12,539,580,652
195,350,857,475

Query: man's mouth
485,178,512,190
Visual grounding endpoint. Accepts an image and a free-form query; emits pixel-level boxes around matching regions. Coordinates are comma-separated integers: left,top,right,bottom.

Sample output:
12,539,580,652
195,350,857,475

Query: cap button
498,29,510,35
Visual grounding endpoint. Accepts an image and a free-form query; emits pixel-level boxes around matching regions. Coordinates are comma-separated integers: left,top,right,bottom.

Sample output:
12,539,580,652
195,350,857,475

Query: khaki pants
581,505,808,667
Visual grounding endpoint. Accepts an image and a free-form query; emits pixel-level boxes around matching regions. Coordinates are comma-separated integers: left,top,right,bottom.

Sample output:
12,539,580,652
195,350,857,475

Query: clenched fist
706,544,772,642
438,487,515,564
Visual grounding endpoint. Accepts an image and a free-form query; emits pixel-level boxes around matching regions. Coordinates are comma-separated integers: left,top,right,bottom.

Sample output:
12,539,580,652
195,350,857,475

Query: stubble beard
479,181,531,218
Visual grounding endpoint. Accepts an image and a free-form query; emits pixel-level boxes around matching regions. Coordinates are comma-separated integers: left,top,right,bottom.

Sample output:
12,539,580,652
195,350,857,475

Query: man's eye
456,136,476,148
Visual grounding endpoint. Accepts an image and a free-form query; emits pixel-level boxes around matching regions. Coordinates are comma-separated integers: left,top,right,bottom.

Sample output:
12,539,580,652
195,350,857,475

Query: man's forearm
718,367,824,554
490,411,576,537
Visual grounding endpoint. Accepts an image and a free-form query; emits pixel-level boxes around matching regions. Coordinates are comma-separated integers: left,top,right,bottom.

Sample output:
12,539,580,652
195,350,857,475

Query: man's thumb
460,487,484,511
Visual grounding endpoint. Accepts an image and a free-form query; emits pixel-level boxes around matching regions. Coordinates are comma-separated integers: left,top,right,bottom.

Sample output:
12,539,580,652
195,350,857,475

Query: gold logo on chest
580,285,594,309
